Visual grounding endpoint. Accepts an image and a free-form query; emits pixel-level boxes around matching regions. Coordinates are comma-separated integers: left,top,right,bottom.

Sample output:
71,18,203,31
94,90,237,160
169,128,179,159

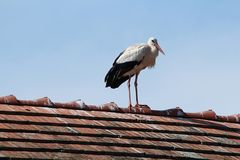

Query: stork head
148,37,165,55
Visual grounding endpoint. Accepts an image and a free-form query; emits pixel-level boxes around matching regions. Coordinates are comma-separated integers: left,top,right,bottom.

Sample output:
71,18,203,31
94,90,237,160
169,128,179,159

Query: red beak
156,43,165,55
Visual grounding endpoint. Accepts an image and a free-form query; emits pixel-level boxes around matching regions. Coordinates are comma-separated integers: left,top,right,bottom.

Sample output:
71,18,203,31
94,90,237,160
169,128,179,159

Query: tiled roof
0,95,239,160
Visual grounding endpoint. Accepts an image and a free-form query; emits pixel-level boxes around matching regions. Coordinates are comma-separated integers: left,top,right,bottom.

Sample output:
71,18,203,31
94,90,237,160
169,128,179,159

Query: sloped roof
0,95,239,160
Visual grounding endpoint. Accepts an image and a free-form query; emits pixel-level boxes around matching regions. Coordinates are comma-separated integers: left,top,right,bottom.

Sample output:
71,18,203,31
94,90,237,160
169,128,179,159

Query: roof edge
0,95,239,123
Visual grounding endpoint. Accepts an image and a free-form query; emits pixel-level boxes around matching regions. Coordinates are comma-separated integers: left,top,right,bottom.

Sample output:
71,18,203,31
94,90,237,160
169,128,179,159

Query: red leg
134,73,140,110
127,76,132,110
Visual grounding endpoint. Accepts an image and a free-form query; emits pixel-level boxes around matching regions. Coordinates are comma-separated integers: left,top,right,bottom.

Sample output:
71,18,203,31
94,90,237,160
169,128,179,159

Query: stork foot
134,104,141,112
128,104,133,111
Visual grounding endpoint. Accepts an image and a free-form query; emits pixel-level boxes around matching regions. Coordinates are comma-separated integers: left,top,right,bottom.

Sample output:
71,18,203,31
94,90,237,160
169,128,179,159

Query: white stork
104,37,165,110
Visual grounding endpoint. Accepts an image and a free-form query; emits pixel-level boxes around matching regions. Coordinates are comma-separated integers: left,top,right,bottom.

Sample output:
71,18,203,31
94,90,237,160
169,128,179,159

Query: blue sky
0,0,239,115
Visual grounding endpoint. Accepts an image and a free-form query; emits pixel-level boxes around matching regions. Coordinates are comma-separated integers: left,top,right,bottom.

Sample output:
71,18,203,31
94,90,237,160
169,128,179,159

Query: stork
104,37,165,110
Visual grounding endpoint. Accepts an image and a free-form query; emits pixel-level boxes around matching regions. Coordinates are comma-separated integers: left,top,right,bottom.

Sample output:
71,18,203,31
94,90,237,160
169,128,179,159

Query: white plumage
105,37,164,110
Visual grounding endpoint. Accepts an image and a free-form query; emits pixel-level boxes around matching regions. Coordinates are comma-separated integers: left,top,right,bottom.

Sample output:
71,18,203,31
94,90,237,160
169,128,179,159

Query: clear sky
0,0,239,115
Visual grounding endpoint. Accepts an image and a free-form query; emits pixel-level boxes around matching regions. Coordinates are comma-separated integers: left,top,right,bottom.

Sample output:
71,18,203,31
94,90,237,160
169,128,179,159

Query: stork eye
151,40,155,43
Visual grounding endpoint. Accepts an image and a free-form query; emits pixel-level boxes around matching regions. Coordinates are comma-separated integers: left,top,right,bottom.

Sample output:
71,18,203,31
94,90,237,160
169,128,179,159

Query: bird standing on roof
104,37,165,110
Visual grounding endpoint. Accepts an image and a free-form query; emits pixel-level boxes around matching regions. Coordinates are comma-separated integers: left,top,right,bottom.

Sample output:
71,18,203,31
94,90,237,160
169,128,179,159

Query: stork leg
127,76,132,110
134,73,140,110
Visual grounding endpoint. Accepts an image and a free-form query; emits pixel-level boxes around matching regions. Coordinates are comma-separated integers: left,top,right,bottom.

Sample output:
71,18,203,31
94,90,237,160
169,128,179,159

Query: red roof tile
0,95,239,159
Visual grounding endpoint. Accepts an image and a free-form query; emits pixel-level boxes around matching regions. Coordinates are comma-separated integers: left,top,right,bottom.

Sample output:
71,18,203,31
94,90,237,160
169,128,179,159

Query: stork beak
156,43,165,55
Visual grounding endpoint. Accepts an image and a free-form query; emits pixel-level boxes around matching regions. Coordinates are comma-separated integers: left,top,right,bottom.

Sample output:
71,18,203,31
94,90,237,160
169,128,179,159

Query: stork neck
150,45,158,53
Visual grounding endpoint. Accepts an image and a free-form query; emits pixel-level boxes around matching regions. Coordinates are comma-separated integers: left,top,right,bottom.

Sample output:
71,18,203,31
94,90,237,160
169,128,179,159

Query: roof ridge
0,95,239,123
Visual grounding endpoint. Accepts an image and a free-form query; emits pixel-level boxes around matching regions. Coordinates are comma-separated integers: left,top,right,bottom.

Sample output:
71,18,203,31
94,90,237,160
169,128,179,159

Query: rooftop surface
0,95,239,160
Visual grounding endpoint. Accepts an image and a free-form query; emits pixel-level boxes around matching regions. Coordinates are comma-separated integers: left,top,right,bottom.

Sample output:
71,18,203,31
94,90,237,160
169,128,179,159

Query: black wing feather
113,50,125,65
104,61,139,89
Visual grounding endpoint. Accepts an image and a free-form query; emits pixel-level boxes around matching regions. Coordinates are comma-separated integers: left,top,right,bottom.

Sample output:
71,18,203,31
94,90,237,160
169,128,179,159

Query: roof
0,95,239,160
